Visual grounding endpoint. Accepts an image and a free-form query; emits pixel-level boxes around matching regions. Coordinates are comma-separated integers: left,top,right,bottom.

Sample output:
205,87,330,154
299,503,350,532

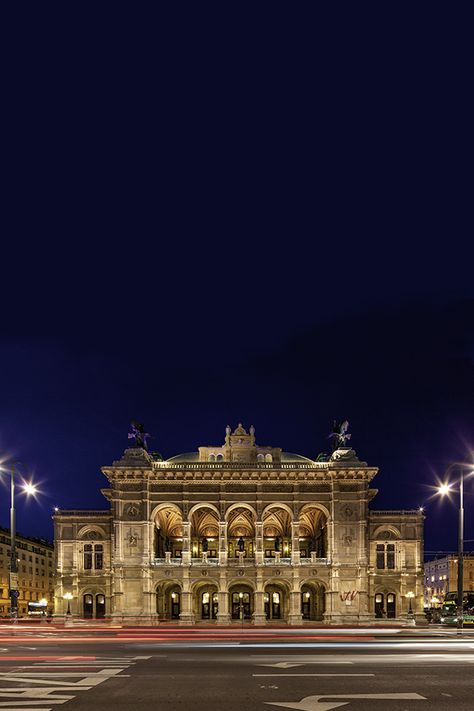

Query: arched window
216,453,224,461
265,453,272,462
257,454,264,462
209,453,215,461
84,545,93,570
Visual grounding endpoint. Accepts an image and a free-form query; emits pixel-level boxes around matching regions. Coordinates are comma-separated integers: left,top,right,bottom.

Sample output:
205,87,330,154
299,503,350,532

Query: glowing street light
406,591,415,617
22,482,38,497
437,483,452,497
63,592,73,616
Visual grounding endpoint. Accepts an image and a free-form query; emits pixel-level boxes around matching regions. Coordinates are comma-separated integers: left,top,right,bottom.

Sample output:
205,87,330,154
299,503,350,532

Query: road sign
265,693,426,710
9,573,18,590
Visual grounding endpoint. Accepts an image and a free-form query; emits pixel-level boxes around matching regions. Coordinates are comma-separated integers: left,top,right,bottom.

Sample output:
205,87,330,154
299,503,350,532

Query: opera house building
53,424,424,624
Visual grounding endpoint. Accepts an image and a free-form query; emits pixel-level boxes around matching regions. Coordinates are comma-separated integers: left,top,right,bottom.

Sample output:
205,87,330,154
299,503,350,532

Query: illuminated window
94,545,103,570
376,544,396,569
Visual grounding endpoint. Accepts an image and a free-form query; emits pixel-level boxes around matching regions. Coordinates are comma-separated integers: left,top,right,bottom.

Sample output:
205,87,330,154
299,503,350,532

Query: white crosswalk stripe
0,655,149,711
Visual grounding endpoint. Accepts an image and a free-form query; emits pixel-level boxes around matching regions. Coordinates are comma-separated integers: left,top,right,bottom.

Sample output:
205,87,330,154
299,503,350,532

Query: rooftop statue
329,420,351,452
128,421,151,450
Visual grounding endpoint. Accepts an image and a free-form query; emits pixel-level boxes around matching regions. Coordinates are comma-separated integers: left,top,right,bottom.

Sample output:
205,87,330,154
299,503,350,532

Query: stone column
218,521,228,565
179,591,193,625
182,521,191,565
179,571,193,625
291,522,300,565
255,521,264,565
253,591,266,625
288,569,303,625
253,571,266,625
148,523,156,561
288,590,303,625
217,590,230,625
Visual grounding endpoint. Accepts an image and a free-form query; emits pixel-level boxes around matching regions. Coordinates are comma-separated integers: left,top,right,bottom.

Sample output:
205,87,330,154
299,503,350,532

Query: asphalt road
0,627,472,710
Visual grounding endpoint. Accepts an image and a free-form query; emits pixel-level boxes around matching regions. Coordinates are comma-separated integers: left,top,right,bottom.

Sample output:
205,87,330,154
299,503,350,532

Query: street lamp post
406,591,415,617
437,464,473,633
457,468,464,633
0,464,38,621
9,465,18,621
239,591,244,629
63,592,73,616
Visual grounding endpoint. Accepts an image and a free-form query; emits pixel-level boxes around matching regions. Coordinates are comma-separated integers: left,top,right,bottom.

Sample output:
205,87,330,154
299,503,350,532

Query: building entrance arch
301,581,326,621
192,581,218,621
264,583,287,621
229,584,253,621
82,591,105,619
375,592,397,619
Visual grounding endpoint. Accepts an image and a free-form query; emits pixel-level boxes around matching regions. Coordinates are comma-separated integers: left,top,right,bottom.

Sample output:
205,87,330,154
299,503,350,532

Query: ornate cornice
101,466,378,485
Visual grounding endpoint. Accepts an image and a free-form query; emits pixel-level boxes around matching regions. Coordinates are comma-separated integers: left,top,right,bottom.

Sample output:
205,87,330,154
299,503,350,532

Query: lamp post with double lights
0,462,38,621
437,463,474,633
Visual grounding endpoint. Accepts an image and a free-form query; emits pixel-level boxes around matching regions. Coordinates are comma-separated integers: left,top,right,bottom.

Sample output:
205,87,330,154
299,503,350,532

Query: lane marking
257,663,353,668
254,674,375,677
0,655,141,709
265,692,427,710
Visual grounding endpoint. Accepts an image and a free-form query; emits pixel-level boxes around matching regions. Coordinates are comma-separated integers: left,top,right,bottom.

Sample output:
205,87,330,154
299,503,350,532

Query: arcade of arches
152,504,328,562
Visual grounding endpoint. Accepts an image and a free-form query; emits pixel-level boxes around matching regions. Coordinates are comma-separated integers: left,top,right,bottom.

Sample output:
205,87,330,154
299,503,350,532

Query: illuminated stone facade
53,425,424,623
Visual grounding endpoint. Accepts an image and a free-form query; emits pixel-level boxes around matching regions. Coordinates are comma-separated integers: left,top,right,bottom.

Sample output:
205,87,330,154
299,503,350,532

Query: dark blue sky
1,7,473,555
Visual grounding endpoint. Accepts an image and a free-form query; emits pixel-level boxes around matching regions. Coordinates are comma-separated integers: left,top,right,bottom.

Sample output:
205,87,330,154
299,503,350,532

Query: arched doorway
229,585,253,620
83,594,93,619
201,590,219,620
374,592,396,619
170,591,181,620
155,581,182,620
387,593,396,618
264,584,287,621
192,581,219,622
82,591,105,619
96,594,105,618
375,593,384,618
301,581,326,621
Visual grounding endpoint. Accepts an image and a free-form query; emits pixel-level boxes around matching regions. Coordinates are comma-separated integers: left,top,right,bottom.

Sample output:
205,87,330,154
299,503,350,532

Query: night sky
1,8,472,556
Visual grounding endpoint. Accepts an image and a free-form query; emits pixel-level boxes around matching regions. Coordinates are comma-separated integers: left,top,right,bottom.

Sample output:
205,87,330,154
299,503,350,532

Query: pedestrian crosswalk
0,655,150,710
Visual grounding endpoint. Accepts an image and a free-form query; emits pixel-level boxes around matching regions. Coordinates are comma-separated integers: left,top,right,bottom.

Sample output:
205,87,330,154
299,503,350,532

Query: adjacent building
0,527,54,617
53,424,425,623
424,553,474,607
